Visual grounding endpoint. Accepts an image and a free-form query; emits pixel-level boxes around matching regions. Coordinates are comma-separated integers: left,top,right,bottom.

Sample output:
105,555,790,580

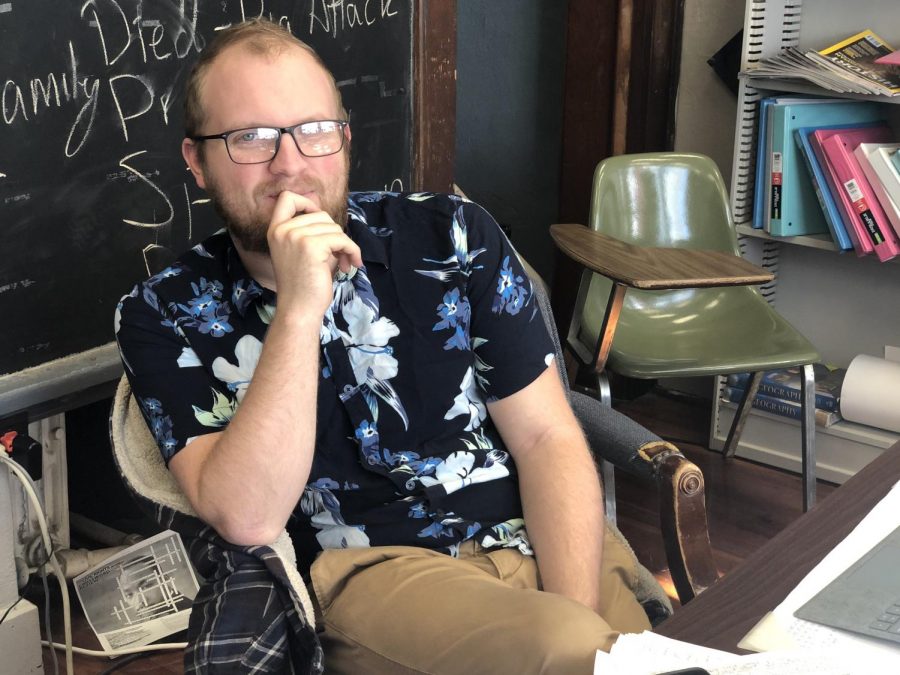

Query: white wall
673,0,746,187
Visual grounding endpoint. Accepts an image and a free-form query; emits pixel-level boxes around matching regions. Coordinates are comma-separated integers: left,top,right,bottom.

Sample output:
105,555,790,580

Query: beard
204,161,350,254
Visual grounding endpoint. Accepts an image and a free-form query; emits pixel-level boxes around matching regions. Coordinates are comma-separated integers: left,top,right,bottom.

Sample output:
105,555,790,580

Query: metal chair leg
601,459,617,525
723,371,763,458
597,371,612,407
801,363,816,511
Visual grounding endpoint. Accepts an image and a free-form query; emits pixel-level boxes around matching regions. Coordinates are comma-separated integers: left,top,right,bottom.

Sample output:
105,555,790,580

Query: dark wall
455,1,568,286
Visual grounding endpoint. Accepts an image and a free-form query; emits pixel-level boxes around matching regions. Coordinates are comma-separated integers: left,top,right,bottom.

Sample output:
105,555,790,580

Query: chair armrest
549,223,772,289
570,391,719,603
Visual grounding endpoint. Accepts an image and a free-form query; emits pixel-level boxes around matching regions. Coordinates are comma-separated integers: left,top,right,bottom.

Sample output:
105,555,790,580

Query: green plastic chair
552,152,821,511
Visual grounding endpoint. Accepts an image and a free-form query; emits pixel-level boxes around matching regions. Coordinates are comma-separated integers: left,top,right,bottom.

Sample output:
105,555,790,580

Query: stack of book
746,30,900,97
722,364,846,428
750,63,900,258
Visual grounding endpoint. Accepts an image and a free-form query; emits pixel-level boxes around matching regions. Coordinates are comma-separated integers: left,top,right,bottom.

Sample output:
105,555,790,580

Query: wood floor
613,387,836,604
32,387,835,672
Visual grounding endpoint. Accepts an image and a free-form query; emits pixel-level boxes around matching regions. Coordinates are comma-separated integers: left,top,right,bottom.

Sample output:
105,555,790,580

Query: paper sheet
739,480,900,668
595,631,855,674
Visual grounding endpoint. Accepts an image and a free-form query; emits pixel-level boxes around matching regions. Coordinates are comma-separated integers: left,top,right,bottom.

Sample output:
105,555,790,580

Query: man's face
184,45,350,253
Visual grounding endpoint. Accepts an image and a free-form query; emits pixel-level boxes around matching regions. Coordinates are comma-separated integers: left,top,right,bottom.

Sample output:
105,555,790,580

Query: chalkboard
0,0,415,382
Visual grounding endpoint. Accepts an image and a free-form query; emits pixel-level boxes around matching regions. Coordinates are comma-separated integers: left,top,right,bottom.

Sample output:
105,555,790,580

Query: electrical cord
42,640,188,657
0,595,24,625
2,452,73,673
2,452,188,670
40,561,60,675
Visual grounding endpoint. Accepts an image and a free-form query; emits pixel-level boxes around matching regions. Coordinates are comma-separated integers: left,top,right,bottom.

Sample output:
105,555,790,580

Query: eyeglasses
189,120,349,164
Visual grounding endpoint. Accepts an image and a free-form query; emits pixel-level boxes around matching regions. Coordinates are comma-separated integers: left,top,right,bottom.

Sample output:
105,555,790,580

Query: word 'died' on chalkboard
0,0,413,379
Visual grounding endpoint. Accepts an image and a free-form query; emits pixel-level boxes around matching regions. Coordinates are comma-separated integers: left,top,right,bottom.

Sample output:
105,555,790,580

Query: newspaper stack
745,30,900,97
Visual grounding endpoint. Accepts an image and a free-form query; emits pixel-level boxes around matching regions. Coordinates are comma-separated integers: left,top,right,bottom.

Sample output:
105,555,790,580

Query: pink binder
812,125,898,261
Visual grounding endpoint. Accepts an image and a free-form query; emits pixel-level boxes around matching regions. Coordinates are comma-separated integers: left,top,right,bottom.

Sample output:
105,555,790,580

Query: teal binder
768,100,884,236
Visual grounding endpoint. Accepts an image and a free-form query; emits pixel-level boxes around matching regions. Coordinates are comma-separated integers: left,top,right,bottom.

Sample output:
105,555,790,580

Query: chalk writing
17,343,51,354
2,2,200,158
119,150,174,228
0,279,36,295
308,0,397,38
3,192,30,205
0,0,414,378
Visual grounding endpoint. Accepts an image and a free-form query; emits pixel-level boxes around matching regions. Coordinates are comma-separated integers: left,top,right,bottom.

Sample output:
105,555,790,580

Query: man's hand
267,191,362,315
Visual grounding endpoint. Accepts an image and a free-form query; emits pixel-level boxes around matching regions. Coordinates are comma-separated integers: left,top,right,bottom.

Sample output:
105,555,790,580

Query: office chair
110,265,718,635
551,152,821,511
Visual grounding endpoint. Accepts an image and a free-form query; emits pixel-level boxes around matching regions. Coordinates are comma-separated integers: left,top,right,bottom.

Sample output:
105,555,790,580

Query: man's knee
501,591,621,674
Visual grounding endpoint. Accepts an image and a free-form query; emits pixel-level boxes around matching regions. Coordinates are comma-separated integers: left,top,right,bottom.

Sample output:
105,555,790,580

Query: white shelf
735,224,839,251
712,402,899,485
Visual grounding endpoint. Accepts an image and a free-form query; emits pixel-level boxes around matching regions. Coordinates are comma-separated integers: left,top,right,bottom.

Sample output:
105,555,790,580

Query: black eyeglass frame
188,119,349,164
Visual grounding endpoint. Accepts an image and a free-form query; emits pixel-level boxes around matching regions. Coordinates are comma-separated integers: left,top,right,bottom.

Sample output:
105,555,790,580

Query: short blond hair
183,19,344,137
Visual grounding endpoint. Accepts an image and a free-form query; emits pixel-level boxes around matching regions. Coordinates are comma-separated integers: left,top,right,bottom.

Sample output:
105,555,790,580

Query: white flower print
211,335,262,402
340,295,400,383
177,347,201,368
418,450,509,495
444,366,486,431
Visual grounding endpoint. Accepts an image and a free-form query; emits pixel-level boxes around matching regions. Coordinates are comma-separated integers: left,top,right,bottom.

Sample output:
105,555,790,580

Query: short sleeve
462,202,555,401
115,282,235,464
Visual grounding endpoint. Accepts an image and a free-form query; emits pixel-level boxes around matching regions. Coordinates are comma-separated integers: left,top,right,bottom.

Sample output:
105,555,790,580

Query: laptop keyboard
869,602,900,634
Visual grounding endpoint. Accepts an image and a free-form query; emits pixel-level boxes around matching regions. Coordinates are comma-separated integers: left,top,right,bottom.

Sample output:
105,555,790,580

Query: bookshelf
708,0,900,483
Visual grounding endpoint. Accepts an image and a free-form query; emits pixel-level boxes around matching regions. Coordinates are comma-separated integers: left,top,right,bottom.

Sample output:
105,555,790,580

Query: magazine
746,30,900,97
73,530,200,652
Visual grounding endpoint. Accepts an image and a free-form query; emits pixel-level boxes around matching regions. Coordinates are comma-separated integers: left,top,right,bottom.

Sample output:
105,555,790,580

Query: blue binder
793,123,883,251
767,100,884,236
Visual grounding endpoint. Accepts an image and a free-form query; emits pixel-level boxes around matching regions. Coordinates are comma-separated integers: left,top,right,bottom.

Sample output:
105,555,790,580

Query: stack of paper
595,631,855,674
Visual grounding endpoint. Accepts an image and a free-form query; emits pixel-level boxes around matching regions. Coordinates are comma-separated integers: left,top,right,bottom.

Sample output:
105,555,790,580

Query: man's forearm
172,308,322,544
516,426,605,613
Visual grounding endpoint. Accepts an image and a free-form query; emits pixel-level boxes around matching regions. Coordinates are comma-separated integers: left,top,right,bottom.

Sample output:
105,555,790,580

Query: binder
855,143,900,240
753,97,826,229
767,100,883,236
855,142,900,216
793,124,880,251
816,126,900,262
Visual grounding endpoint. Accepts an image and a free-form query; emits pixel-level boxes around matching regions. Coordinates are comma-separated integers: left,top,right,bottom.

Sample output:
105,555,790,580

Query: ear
344,122,352,144
182,138,207,190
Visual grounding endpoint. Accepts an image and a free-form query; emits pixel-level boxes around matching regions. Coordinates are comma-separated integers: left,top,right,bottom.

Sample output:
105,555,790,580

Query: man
116,18,650,674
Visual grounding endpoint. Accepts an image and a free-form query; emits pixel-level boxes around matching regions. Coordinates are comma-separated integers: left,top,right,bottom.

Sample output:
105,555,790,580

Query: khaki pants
309,527,650,675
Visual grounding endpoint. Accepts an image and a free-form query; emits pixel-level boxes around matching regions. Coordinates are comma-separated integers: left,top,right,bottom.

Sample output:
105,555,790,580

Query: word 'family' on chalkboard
0,0,413,379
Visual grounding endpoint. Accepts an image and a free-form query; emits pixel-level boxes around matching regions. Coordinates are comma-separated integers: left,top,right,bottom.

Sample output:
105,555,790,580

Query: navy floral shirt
116,192,555,571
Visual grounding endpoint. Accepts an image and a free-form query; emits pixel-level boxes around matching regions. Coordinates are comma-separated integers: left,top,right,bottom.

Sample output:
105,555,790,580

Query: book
722,385,843,428
820,128,900,262
766,100,883,237
793,124,883,251
818,30,900,97
747,30,900,97
810,124,895,259
855,142,900,215
727,365,846,413
855,143,900,240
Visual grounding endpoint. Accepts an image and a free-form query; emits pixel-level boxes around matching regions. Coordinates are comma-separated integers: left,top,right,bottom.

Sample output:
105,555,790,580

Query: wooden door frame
553,0,684,336
413,0,457,193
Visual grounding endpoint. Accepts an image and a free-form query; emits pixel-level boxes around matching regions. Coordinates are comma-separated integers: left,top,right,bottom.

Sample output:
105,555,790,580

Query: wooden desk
657,441,900,652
